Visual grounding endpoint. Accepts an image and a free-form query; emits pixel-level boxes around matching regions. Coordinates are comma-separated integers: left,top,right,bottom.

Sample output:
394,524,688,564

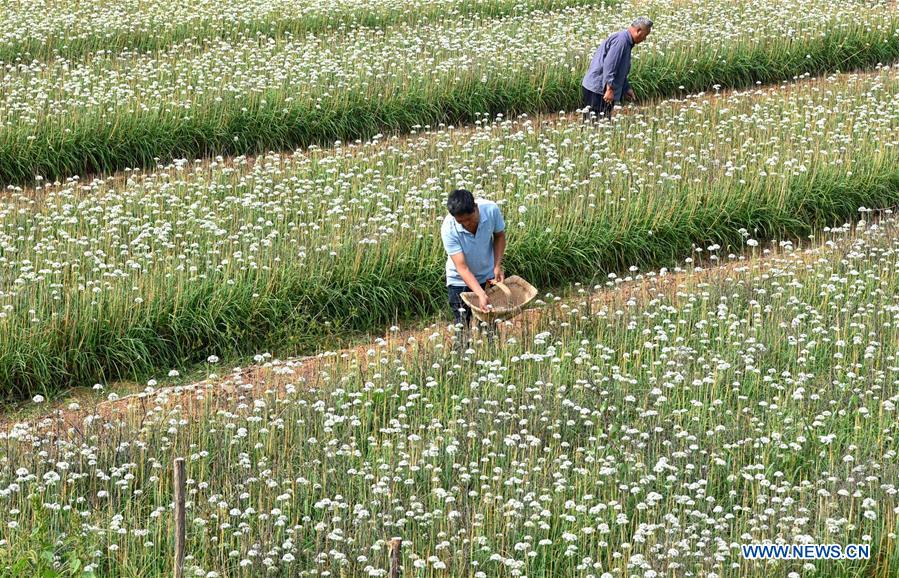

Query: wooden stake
389,537,402,578
173,457,186,578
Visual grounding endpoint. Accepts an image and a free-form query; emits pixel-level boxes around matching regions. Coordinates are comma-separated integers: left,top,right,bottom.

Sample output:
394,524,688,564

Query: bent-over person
441,189,506,349
582,16,653,122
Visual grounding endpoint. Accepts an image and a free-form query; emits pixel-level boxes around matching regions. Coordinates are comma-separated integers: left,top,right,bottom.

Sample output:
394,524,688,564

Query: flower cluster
1,214,897,577
0,0,894,126
0,0,596,62
0,69,896,389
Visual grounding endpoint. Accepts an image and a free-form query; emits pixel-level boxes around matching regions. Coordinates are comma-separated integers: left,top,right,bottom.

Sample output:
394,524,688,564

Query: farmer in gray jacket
582,17,653,121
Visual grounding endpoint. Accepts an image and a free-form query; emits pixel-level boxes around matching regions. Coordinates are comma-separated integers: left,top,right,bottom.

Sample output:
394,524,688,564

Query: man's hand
476,290,491,311
491,266,505,284
603,85,615,103
625,88,636,101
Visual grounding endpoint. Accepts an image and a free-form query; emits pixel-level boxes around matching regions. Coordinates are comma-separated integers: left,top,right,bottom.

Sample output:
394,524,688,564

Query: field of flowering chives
0,0,896,184
1,68,897,398
2,0,899,574
1,216,897,577
0,0,611,63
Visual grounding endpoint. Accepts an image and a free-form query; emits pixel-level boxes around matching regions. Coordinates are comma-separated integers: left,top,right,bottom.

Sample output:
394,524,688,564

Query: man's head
447,188,479,229
628,16,653,44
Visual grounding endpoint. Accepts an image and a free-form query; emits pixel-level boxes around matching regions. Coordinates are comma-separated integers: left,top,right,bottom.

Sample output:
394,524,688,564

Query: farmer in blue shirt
582,17,653,122
441,189,506,344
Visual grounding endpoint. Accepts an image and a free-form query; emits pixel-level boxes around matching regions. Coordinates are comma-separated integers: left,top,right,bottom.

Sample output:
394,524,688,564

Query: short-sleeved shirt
441,199,505,287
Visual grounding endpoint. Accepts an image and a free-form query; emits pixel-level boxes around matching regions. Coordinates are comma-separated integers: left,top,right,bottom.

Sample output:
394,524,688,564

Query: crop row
2,215,898,576
0,0,610,63
0,0,896,184
1,68,897,397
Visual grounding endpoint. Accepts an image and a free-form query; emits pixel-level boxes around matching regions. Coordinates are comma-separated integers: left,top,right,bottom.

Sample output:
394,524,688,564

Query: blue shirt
441,199,505,287
582,29,633,101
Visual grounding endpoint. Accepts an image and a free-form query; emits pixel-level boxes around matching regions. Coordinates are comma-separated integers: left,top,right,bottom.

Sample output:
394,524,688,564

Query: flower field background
2,68,897,398
2,0,899,575
0,0,896,184
0,0,611,63
1,218,898,577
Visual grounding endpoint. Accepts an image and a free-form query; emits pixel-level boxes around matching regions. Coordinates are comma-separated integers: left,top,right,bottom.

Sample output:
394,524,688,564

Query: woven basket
461,275,538,323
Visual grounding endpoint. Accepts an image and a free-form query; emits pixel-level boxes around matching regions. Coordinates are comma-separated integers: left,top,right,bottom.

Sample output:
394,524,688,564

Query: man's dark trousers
582,86,614,122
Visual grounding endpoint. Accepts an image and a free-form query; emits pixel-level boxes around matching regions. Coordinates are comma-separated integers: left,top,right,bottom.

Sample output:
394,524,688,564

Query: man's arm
492,204,506,284
450,252,490,309
601,36,625,101
491,205,506,283
492,231,506,283
623,77,634,100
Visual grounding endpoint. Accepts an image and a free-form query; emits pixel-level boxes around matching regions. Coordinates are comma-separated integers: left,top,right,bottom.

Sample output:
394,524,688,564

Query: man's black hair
447,189,476,217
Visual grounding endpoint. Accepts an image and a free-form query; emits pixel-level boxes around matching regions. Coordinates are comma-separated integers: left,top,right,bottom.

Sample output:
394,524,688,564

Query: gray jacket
582,29,633,101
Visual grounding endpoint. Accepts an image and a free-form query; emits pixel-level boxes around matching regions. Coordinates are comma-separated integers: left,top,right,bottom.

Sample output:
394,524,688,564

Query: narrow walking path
6,68,872,205
0,224,848,432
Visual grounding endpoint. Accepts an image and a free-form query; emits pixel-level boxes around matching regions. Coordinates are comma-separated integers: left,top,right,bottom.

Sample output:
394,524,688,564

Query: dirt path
0,230,841,434
5,69,869,205
1,70,887,429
